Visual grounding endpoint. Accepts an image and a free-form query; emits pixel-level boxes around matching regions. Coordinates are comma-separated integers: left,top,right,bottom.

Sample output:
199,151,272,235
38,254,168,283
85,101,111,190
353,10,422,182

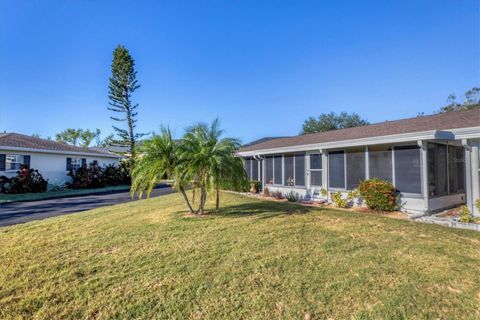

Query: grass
0,185,130,204
1,192,479,319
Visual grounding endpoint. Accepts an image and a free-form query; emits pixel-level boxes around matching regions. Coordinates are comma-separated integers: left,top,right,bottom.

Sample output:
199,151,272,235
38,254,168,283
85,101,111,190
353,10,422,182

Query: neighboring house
238,109,480,216
0,133,121,184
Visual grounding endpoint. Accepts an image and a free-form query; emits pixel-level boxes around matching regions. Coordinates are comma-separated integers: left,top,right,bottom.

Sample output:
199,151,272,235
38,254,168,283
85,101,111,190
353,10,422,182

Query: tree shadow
215,199,310,219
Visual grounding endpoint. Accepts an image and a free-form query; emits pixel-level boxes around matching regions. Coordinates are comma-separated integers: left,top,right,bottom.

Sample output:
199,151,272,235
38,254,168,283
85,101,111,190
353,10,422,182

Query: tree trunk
179,186,194,213
197,186,207,215
215,187,220,211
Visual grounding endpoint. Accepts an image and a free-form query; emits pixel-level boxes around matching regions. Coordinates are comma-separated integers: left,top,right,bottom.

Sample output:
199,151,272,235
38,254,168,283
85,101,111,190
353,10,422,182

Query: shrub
0,175,12,193
475,199,480,213
285,191,300,202
104,163,131,186
8,165,48,194
68,161,107,189
249,180,262,193
347,189,360,201
459,205,474,223
48,181,67,192
358,178,396,211
320,188,328,197
263,187,270,197
330,191,347,208
271,191,284,199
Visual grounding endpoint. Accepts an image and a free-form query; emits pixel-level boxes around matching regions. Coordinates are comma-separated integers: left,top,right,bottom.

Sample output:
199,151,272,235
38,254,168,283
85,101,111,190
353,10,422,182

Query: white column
470,141,479,216
419,140,429,213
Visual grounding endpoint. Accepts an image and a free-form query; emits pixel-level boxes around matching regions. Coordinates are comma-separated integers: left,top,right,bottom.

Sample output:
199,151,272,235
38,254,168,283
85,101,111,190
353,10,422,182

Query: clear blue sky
0,0,479,143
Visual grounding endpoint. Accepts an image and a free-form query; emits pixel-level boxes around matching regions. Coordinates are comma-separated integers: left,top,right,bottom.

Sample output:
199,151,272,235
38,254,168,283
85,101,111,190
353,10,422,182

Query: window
428,143,448,196
394,146,421,194
309,154,322,186
273,155,282,184
265,156,274,184
294,153,305,186
284,154,294,186
329,151,345,189
369,146,392,182
448,145,465,194
5,155,29,171
67,157,85,171
346,148,365,190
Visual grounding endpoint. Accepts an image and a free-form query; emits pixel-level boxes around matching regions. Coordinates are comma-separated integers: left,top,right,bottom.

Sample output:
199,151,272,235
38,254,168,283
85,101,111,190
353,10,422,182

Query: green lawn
1,192,479,319
0,185,130,204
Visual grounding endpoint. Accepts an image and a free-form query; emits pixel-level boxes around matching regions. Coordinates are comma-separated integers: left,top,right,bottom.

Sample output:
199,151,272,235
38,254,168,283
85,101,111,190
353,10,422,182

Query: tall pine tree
108,45,146,159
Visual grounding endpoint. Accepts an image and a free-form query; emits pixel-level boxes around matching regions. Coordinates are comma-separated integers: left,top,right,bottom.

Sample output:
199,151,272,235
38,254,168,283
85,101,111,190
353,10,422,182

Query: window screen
284,155,294,186
329,151,345,189
259,159,263,182
310,154,322,169
394,146,421,194
448,146,465,194
295,153,305,186
346,149,365,190
252,159,259,181
369,146,392,182
265,156,273,184
428,143,448,196
244,158,252,179
274,156,282,185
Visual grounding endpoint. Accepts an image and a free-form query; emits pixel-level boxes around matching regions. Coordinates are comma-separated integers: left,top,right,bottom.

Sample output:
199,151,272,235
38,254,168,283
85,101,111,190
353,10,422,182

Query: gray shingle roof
0,133,120,157
240,109,480,152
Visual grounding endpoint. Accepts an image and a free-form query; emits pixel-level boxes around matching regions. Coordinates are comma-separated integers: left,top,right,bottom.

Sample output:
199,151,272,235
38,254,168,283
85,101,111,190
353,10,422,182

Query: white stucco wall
0,149,120,184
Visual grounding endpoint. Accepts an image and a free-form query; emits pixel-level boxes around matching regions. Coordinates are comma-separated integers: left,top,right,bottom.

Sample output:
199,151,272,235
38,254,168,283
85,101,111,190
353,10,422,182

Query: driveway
0,186,174,227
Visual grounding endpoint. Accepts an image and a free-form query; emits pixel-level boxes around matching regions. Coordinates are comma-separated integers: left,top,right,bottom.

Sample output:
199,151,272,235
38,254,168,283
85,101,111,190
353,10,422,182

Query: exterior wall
253,139,473,216
0,149,120,184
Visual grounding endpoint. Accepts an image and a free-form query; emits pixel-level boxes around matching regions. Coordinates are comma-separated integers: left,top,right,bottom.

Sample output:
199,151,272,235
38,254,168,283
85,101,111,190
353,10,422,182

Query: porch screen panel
428,143,448,196
265,156,273,184
273,156,282,185
328,151,345,189
369,146,392,182
448,146,465,194
394,146,421,194
259,160,263,182
284,155,294,186
244,158,252,179
251,159,259,181
346,149,365,190
294,153,305,186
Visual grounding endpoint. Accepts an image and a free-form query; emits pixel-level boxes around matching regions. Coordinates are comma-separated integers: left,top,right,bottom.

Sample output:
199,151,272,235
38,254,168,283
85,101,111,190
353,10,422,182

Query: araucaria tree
108,45,146,158
130,119,247,215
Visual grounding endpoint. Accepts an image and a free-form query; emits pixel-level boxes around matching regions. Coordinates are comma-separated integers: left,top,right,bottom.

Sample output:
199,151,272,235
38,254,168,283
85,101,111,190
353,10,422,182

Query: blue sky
0,0,478,143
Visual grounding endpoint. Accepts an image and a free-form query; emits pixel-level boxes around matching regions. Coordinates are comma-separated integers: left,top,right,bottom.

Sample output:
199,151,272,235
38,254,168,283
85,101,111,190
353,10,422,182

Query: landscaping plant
459,205,474,223
358,178,396,211
285,191,300,202
7,165,48,194
330,191,347,208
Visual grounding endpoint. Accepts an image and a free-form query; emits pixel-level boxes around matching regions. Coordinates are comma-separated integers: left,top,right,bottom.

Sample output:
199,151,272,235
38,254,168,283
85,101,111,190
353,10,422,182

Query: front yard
1,192,479,319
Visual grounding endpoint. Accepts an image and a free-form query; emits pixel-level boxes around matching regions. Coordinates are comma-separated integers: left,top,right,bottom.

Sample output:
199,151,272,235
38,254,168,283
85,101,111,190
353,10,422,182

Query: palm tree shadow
216,199,310,219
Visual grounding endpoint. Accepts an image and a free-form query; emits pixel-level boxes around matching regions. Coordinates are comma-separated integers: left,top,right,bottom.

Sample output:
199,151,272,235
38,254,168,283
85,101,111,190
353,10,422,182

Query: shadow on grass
215,199,310,219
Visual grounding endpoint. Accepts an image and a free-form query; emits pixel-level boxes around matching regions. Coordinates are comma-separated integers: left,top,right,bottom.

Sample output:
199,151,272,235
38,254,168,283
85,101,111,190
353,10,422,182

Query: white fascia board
451,126,480,140
238,130,443,157
0,146,122,159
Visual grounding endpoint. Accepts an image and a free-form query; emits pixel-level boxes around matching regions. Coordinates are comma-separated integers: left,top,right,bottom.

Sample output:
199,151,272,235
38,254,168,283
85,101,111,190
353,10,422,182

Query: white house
238,109,480,216
0,133,121,184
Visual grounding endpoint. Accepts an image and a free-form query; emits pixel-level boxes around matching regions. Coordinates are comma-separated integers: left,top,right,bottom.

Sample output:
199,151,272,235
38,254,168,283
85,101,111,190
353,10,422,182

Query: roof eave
0,146,122,158
237,127,480,157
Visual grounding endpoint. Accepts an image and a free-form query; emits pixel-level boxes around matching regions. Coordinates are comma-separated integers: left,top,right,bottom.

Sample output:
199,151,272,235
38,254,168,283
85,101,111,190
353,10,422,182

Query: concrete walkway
0,186,174,227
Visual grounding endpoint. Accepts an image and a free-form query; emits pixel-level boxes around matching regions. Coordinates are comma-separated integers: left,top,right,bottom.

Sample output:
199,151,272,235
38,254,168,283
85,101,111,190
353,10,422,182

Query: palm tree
179,119,247,214
130,126,194,213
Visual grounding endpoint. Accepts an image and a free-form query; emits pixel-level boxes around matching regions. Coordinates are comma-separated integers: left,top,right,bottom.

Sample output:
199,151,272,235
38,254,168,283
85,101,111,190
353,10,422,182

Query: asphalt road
0,186,174,227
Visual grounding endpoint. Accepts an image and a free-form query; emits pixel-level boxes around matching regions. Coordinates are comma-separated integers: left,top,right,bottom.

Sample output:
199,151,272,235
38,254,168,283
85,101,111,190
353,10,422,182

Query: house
0,133,121,184
237,109,480,216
